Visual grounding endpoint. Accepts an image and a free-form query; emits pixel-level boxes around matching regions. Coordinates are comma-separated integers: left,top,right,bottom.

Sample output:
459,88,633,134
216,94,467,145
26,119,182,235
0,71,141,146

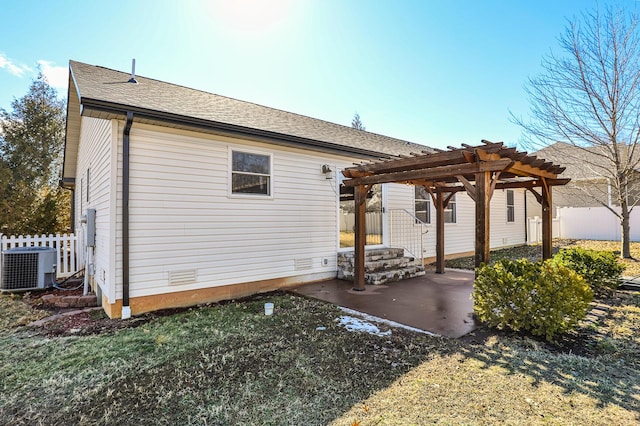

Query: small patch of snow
339,307,438,336
336,315,392,337
315,326,327,331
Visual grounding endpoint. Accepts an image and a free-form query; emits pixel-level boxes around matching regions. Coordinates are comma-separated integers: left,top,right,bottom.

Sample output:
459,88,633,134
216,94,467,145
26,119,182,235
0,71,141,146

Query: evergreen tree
0,71,69,235
351,112,366,130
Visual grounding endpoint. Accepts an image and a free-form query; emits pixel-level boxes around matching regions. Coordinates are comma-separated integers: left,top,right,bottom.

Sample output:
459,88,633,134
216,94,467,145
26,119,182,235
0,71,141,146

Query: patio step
337,248,425,285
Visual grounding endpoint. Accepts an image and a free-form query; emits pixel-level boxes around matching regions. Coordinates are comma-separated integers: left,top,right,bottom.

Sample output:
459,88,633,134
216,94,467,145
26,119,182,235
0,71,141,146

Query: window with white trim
86,168,90,203
231,150,271,196
444,194,456,223
506,189,515,222
414,186,431,224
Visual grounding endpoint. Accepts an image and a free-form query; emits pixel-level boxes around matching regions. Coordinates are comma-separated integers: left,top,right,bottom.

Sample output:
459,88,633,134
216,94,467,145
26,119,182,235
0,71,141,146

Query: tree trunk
620,199,632,259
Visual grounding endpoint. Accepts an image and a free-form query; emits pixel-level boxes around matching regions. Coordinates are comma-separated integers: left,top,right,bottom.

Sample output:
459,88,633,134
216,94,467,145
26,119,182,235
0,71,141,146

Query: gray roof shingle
535,142,640,181
69,60,432,157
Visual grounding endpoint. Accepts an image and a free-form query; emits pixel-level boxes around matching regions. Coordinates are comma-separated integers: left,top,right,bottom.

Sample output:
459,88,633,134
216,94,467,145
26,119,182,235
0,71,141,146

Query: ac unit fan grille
1,252,39,291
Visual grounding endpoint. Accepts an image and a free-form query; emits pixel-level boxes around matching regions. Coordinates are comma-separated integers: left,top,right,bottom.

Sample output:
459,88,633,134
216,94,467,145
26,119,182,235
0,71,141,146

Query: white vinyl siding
349,181,526,259
74,117,114,300
123,124,354,298
96,121,527,301
490,189,525,248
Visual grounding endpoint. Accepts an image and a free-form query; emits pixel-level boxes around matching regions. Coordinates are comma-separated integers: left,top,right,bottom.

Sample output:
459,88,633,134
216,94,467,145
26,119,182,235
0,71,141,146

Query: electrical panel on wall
85,209,96,247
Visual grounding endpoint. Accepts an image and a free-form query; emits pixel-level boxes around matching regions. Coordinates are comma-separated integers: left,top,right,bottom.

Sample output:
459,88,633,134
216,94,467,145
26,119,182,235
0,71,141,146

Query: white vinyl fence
340,211,383,236
0,233,79,278
528,206,640,242
555,206,640,241
527,216,560,244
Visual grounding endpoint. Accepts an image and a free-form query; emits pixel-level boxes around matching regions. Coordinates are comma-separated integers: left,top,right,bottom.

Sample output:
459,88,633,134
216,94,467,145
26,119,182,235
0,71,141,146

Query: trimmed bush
473,259,593,341
553,247,625,294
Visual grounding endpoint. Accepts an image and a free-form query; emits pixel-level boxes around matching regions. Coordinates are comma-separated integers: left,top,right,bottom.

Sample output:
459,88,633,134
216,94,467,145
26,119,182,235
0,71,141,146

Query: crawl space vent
168,269,197,286
294,258,313,271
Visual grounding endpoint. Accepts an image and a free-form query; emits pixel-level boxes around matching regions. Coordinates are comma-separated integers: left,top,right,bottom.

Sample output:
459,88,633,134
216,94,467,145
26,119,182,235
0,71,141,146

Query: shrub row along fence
0,233,79,278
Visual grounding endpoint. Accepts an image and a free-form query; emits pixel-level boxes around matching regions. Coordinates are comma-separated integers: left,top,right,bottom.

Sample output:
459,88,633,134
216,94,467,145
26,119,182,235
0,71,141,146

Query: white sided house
62,61,527,318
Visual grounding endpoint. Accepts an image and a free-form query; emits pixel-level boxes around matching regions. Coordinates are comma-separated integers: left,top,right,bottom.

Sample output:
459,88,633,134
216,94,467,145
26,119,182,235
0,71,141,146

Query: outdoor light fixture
322,164,333,179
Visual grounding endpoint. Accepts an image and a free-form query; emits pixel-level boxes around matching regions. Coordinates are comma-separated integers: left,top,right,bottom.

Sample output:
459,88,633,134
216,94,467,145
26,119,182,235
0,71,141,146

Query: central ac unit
0,247,56,292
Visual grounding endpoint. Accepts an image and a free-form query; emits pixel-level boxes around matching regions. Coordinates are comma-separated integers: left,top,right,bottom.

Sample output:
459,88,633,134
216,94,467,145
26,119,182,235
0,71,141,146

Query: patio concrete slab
291,269,479,338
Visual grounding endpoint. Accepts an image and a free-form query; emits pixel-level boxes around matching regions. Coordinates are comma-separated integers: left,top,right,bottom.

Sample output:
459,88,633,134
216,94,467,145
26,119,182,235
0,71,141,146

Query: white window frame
506,189,515,223
414,186,431,224
80,176,84,213
86,167,90,203
444,194,456,223
228,147,273,198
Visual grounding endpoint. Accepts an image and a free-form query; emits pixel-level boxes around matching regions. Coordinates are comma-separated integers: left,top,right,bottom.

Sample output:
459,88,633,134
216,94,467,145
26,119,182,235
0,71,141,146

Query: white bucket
264,302,274,316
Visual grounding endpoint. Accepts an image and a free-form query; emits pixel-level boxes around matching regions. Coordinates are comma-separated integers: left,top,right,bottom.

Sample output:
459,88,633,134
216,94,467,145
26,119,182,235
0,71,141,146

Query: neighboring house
62,61,527,318
527,142,640,240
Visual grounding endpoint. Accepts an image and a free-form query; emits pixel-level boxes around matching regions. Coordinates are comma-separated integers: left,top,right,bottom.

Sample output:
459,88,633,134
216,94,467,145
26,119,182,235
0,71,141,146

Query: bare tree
351,112,365,130
513,5,640,258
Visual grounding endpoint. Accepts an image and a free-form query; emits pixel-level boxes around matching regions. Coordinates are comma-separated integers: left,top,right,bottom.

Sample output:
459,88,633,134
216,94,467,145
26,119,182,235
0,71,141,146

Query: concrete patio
291,268,479,338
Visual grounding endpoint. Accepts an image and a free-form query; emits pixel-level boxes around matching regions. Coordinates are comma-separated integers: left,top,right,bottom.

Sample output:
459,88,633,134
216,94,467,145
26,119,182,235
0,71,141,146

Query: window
80,177,84,213
339,184,383,247
414,186,431,223
506,189,515,222
444,194,456,223
231,150,271,196
86,168,90,203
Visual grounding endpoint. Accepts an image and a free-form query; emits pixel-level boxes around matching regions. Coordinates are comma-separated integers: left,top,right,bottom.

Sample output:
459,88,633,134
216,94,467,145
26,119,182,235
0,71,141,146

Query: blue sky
0,0,630,149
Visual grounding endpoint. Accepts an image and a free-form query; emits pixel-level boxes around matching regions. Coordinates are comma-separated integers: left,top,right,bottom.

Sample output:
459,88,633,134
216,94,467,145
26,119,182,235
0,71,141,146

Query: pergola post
340,141,569,283
435,190,445,274
353,184,367,291
475,171,491,268
541,179,553,260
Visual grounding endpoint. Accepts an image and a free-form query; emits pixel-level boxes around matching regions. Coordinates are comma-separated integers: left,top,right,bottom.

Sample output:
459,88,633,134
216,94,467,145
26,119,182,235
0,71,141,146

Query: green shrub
473,259,593,341
554,247,625,294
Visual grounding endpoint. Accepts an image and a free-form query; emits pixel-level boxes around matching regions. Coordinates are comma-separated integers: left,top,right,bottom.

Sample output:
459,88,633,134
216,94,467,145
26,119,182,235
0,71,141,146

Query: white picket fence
0,233,79,278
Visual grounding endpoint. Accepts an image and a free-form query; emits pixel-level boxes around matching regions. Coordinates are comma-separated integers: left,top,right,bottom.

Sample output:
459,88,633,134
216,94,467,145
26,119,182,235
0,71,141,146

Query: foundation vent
294,258,313,271
168,269,197,286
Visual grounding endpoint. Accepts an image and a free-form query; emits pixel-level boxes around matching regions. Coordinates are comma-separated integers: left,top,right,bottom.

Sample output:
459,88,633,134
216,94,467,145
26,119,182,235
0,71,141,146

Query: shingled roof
66,61,432,164
535,142,640,181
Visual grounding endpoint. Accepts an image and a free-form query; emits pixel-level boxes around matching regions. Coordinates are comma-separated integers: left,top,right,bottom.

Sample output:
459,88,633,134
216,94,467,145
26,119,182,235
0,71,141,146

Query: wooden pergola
342,140,570,291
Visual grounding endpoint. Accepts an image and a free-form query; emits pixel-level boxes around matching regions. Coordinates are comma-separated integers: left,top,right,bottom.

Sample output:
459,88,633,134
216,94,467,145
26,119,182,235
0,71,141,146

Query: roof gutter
78,98,393,160
121,111,134,319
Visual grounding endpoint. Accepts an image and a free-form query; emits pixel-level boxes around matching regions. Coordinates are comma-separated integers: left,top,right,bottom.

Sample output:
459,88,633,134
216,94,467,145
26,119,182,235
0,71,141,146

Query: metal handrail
389,209,429,264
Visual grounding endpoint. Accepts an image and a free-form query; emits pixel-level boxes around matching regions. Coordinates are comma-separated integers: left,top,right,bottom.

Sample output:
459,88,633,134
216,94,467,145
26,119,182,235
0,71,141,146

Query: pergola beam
342,159,513,187
340,141,569,287
343,142,505,177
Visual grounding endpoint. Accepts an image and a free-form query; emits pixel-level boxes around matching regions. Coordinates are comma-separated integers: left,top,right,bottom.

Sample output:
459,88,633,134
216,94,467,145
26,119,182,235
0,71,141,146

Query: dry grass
0,292,48,331
332,291,640,425
331,337,638,425
339,232,382,248
1,263,638,424
0,293,444,425
444,238,640,277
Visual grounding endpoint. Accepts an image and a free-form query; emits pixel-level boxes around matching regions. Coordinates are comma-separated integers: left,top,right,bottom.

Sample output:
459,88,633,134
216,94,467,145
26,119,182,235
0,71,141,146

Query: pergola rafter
342,140,569,291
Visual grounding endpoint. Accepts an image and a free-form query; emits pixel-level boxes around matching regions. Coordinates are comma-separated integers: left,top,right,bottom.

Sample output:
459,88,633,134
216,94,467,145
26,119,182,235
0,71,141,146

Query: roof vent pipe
128,59,138,84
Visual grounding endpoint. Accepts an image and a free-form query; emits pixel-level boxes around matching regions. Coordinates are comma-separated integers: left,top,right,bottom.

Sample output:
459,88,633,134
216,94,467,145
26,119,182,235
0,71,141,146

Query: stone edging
28,306,104,327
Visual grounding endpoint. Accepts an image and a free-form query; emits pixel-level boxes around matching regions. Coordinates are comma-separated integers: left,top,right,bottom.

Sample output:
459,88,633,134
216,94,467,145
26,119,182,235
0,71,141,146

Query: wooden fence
0,233,79,278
